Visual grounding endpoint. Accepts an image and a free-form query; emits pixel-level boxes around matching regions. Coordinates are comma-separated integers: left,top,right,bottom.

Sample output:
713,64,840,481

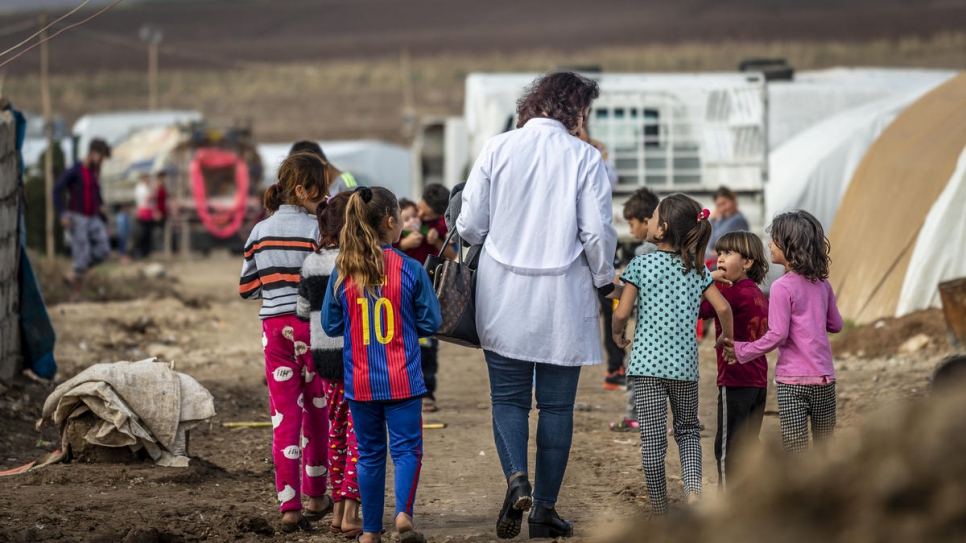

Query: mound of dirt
832,309,949,358
31,255,176,306
613,380,966,543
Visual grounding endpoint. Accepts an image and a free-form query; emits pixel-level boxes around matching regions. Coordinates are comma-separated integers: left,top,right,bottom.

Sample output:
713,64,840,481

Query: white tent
71,110,202,163
765,77,954,230
258,140,413,198
829,73,966,323
767,68,957,150
898,144,966,316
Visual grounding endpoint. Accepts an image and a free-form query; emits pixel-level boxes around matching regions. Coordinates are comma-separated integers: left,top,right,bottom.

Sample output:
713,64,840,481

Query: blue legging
348,397,423,534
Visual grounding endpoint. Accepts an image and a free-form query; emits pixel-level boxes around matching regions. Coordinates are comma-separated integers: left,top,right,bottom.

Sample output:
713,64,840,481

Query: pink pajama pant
324,378,360,502
263,315,330,513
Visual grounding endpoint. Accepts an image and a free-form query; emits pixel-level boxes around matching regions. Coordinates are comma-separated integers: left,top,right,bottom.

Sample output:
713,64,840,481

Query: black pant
136,219,155,258
598,290,625,373
420,339,439,401
715,386,767,489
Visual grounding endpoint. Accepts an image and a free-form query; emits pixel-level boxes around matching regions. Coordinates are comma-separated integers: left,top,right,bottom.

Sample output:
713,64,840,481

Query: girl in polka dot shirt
612,193,734,515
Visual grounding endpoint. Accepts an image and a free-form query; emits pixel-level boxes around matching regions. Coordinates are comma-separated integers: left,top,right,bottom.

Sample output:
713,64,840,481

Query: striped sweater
239,205,319,319
296,248,345,380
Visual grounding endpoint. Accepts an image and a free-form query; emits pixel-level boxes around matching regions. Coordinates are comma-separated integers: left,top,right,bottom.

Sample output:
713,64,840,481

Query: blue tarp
7,101,57,379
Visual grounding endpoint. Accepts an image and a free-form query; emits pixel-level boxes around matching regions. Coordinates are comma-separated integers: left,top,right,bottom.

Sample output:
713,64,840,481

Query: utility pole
139,25,163,110
400,47,416,139
40,10,55,259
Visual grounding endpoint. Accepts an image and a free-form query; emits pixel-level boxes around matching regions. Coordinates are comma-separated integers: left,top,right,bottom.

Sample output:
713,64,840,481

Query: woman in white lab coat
457,72,617,540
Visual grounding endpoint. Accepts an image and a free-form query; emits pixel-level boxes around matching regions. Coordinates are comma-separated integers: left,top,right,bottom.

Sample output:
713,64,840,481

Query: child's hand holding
720,337,738,364
613,331,630,349
711,269,732,286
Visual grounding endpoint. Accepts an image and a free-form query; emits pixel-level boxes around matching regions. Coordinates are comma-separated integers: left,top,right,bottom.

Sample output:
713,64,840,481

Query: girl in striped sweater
296,191,363,536
239,152,333,532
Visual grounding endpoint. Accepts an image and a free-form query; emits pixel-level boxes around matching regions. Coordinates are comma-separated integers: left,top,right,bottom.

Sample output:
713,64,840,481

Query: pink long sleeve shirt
734,273,843,385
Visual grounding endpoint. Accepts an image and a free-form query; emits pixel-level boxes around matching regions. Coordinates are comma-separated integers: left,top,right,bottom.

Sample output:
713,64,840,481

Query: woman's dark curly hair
516,72,600,132
769,210,831,282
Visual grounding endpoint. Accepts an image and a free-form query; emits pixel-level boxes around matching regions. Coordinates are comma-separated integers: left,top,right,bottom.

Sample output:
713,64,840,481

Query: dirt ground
0,253,953,542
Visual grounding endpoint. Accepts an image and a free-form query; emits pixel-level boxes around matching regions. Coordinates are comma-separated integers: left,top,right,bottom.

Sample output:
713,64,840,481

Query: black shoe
527,505,573,539
496,475,533,539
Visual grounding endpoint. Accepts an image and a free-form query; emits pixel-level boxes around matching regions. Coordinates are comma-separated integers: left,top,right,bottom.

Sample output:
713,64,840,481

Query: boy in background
608,188,659,431
398,184,456,412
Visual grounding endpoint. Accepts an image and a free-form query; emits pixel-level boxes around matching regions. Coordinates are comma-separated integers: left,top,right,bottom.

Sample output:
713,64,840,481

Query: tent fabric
829,72,966,324
765,80,949,231
766,68,956,150
897,144,966,316
258,140,412,198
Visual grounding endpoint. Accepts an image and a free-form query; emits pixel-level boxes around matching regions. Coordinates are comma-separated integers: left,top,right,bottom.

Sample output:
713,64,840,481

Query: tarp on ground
41,359,215,467
829,72,966,323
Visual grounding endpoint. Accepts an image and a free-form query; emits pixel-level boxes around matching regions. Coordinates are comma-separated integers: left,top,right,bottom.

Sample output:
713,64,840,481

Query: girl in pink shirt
725,210,843,453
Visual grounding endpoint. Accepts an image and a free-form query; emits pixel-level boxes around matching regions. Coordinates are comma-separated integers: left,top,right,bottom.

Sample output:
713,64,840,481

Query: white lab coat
457,118,617,366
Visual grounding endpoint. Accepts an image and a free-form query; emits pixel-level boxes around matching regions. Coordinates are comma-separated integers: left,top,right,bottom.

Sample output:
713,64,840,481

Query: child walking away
725,211,843,454
612,193,734,515
609,188,660,432
295,192,363,537
322,187,442,543
699,232,769,489
239,152,333,533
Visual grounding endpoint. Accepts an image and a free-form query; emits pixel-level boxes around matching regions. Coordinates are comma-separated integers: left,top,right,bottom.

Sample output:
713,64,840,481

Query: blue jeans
348,397,423,534
484,351,581,508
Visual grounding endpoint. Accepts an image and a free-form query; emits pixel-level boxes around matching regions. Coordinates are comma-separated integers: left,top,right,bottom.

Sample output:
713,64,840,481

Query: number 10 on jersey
356,297,395,345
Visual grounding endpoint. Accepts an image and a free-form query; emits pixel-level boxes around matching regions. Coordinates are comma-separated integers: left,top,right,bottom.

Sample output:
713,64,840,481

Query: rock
140,263,166,280
146,343,183,361
899,333,931,353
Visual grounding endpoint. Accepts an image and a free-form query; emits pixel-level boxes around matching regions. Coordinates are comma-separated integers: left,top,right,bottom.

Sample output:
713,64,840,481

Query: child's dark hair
422,184,450,216
623,187,659,221
398,198,417,212
768,210,831,282
289,140,328,162
655,193,712,276
715,231,769,284
713,186,737,202
315,191,352,249
336,187,399,297
264,152,328,214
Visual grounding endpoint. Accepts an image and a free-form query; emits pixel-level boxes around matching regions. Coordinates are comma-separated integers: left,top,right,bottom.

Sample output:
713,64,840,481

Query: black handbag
424,232,480,348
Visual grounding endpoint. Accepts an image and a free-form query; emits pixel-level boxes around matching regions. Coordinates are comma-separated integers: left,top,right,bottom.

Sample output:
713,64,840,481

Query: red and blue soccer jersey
322,246,442,402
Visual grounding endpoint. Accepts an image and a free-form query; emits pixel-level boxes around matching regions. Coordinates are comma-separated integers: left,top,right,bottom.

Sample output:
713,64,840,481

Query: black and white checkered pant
631,376,702,515
776,382,836,454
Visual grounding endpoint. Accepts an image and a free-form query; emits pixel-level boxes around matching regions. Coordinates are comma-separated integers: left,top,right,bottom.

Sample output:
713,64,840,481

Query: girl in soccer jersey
322,186,442,543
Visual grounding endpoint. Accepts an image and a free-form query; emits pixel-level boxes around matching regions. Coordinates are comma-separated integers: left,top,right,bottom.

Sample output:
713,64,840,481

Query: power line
0,0,124,70
0,0,95,59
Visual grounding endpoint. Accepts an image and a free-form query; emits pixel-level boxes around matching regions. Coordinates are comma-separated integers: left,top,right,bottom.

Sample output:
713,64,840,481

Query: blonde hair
335,187,398,298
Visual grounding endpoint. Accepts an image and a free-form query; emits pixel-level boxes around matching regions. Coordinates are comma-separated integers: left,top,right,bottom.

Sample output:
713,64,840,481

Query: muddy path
0,253,946,542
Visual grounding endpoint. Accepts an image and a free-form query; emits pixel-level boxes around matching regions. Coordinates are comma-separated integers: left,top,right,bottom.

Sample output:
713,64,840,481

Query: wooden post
40,11,55,260
148,39,158,110
939,278,966,352
400,48,416,138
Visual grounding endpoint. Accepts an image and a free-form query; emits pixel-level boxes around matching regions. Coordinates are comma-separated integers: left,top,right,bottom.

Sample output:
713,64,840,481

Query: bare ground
0,253,951,542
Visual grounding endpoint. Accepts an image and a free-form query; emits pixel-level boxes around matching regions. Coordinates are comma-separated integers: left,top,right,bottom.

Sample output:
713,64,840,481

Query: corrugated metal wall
0,109,21,381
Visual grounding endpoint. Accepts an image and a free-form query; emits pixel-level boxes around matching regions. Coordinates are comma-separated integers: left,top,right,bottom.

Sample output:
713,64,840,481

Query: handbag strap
436,229,463,265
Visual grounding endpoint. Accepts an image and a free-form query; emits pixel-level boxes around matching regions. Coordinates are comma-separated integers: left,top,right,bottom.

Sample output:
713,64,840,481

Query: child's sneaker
603,367,626,390
609,417,639,432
